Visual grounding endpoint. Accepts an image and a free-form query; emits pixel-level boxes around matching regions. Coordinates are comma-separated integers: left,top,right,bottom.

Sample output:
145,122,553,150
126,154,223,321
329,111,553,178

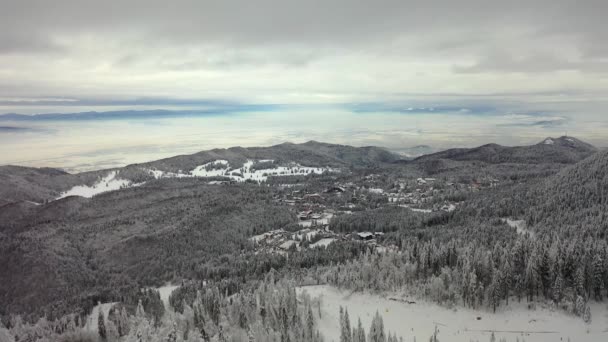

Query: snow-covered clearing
292,229,319,241
443,203,457,212
84,302,117,332
298,213,334,227
58,160,337,200
311,238,336,248
150,159,337,183
250,229,286,243
157,285,179,311
503,218,535,237
399,204,432,213
58,171,139,199
297,285,608,342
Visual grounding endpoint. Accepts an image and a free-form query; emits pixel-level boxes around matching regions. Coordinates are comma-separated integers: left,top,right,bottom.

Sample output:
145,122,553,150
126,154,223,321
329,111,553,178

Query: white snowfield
84,302,117,332
149,159,337,183
157,284,179,310
57,171,139,199
84,285,179,333
399,204,432,213
503,218,535,237
58,160,337,199
298,213,334,228
368,188,384,194
310,238,336,248
298,285,608,342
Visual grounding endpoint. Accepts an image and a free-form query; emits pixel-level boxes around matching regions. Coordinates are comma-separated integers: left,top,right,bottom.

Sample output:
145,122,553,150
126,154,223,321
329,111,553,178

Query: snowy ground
310,238,336,248
57,159,338,200
58,171,138,199
503,218,535,237
157,285,179,311
84,302,117,332
150,159,337,183
399,204,432,213
297,285,608,342
298,213,334,227
84,285,179,333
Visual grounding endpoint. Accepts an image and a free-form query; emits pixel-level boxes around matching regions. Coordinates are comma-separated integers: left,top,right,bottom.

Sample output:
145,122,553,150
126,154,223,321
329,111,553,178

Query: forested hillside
415,136,596,165
524,150,608,235
0,141,398,203
0,180,295,320
1,138,606,342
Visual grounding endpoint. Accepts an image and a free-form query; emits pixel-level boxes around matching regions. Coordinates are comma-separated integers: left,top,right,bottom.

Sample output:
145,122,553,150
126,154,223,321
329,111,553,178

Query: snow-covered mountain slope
57,171,141,199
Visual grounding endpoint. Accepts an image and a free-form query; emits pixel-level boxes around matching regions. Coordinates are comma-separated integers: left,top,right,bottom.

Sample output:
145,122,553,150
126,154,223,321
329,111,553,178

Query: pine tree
121,306,130,336
583,306,592,324
575,295,585,316
368,311,386,342
575,267,586,296
429,325,438,342
166,322,177,342
592,254,604,300
489,271,503,313
356,318,366,342
306,305,315,341
136,299,145,318
343,309,352,342
552,274,564,303
98,307,107,340
340,307,345,342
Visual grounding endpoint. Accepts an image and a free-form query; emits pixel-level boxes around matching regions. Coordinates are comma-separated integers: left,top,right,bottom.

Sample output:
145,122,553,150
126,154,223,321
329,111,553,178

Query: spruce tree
552,275,564,303
583,306,592,324
343,309,352,342
98,307,107,340
357,318,366,342
368,311,386,342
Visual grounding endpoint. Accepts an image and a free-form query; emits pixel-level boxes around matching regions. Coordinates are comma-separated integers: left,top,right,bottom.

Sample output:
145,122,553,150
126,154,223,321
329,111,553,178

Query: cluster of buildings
249,227,340,255
250,172,503,256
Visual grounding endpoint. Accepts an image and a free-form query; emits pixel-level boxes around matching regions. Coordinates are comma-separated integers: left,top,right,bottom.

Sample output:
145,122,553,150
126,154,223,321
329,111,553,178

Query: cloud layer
0,0,607,105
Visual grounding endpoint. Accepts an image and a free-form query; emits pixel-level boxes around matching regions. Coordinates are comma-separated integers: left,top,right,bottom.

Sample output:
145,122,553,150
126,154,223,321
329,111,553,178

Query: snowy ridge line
148,159,338,182
57,171,144,199
57,159,338,199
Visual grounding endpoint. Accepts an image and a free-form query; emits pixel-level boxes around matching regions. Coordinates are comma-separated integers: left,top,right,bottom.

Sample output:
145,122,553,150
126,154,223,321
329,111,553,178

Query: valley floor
297,285,608,342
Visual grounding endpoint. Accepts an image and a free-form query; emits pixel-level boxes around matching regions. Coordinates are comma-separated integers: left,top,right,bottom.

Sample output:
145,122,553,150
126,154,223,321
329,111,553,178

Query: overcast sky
1,0,606,104
1,1,608,169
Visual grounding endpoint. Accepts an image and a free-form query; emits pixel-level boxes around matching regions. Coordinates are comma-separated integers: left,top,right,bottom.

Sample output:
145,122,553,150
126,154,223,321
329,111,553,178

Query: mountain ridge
413,136,596,165
0,141,399,203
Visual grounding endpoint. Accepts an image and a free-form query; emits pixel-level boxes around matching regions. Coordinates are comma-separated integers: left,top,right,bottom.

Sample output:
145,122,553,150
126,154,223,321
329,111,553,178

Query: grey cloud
0,31,64,54
114,49,317,71
1,0,608,106
1,1,606,52
453,49,608,74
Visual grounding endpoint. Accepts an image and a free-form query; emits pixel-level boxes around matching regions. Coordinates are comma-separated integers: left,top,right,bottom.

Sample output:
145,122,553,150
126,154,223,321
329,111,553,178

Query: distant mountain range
0,141,399,203
393,145,437,159
0,137,600,204
0,110,234,121
414,136,596,165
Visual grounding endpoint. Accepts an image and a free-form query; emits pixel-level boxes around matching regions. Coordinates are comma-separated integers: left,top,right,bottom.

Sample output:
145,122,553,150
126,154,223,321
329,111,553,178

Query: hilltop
414,136,596,165
0,141,398,203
